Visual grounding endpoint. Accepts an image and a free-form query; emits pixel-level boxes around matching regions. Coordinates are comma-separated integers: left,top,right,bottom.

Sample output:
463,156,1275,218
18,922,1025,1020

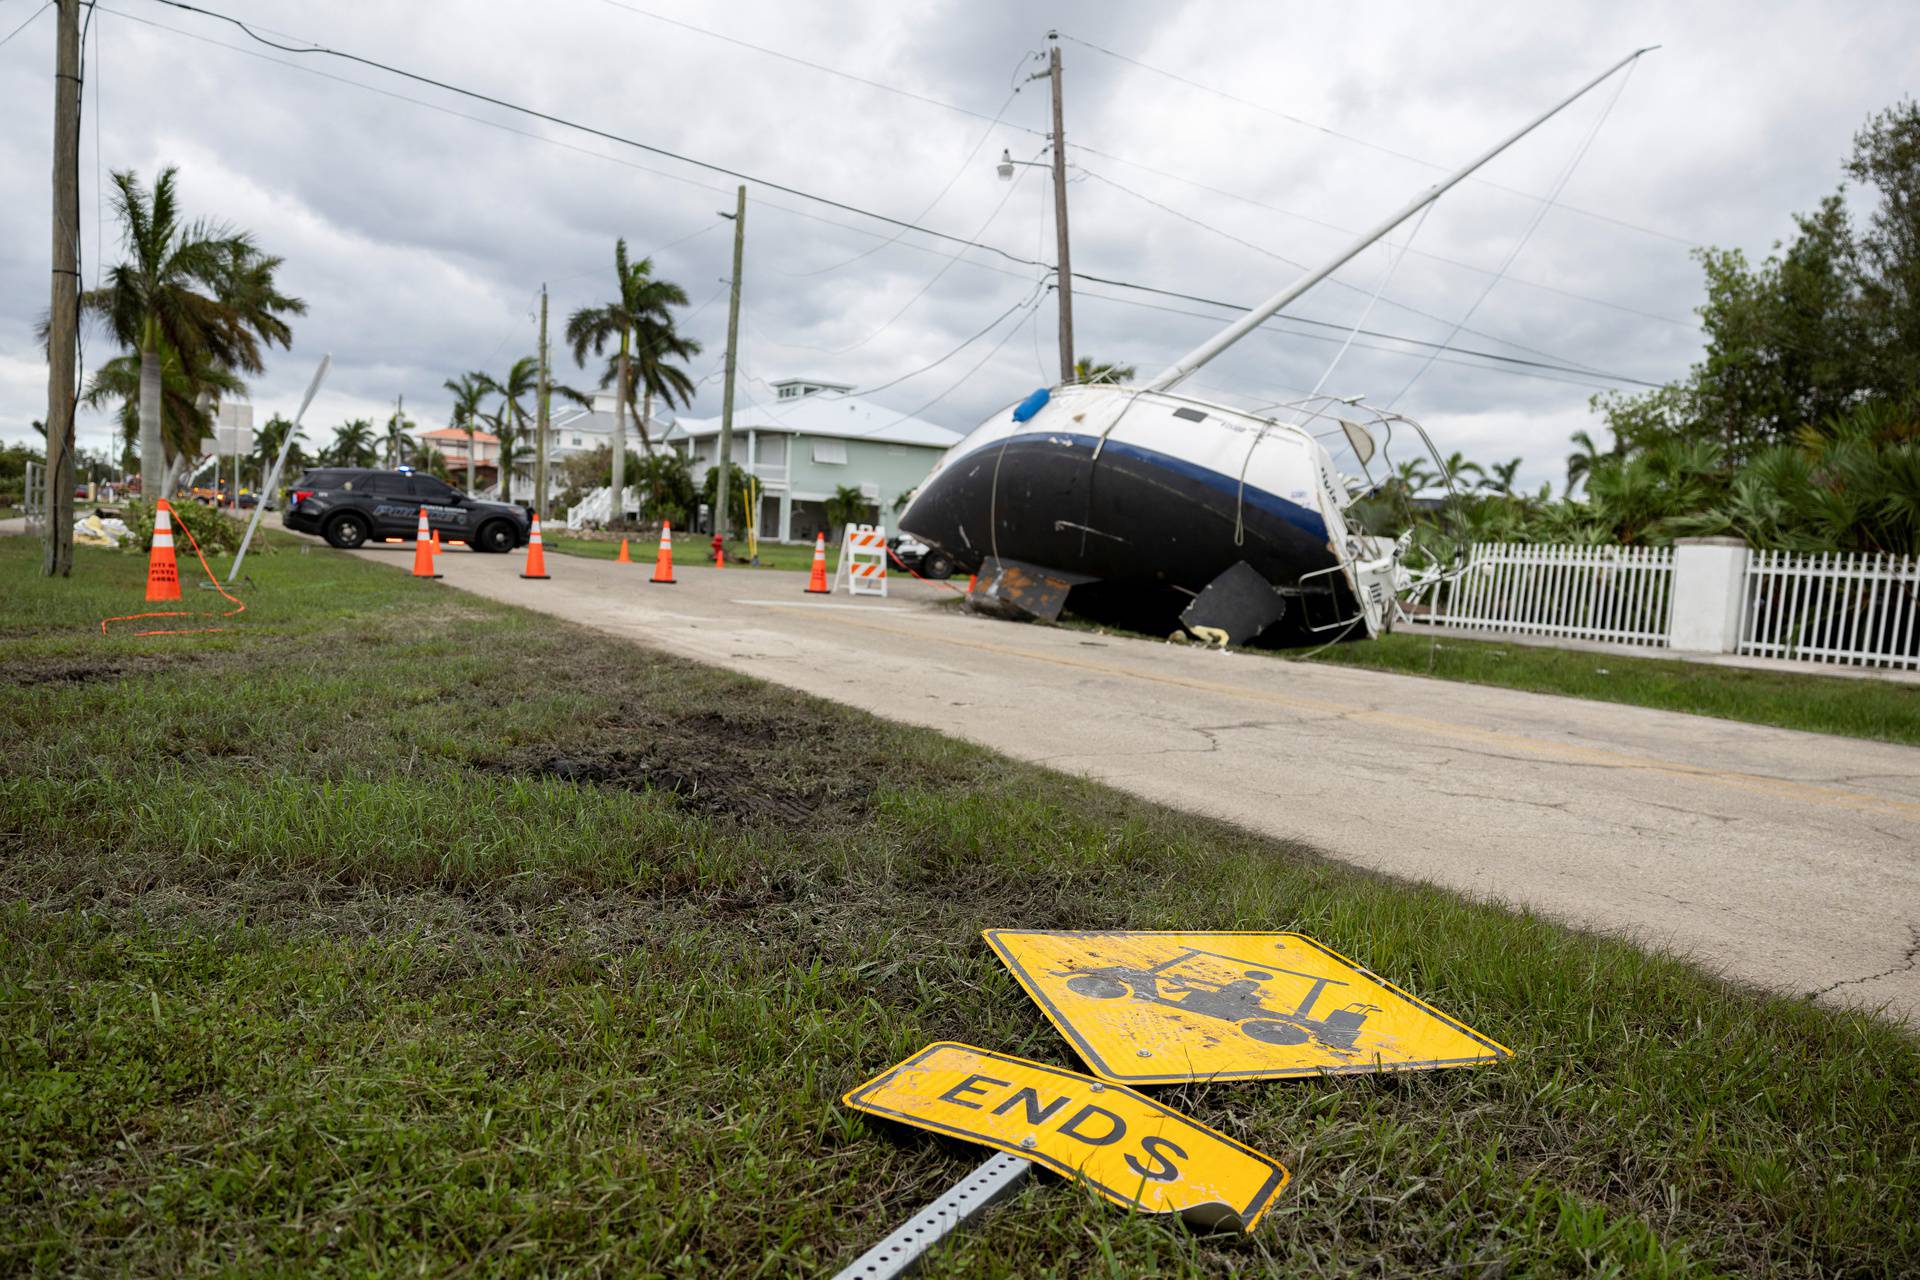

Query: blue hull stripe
945,432,1329,542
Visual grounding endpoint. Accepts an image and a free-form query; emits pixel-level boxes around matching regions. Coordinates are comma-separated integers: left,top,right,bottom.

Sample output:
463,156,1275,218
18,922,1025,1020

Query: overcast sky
3,0,1914,491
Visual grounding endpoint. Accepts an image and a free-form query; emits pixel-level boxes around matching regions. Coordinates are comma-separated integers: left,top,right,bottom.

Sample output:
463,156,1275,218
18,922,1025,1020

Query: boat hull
900,387,1364,643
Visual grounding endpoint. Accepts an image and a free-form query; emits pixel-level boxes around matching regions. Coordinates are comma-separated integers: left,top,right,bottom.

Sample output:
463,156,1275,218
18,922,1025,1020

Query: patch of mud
3,654,194,686
478,710,876,825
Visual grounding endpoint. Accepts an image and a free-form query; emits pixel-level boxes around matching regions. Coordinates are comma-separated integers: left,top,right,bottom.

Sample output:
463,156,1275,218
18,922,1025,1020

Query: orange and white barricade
832,523,888,598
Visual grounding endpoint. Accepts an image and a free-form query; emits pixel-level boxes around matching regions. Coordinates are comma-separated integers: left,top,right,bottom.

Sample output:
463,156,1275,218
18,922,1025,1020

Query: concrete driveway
356,540,1920,1024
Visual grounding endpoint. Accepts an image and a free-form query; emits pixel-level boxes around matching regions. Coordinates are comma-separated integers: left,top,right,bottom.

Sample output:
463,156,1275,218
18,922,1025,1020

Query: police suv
282,467,531,552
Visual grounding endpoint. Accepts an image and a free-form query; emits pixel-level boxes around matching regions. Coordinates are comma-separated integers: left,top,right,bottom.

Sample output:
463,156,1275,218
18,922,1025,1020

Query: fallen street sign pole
830,1150,1031,1279
228,354,331,584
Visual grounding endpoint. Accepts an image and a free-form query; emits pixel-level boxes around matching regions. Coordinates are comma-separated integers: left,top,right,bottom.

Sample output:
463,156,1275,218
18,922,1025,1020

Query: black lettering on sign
937,1074,1009,1110
989,1088,1070,1125
1124,1135,1187,1182
1058,1104,1126,1147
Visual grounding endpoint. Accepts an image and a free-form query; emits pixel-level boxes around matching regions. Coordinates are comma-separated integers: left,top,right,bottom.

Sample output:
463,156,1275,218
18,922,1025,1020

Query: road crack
1805,926,1920,1001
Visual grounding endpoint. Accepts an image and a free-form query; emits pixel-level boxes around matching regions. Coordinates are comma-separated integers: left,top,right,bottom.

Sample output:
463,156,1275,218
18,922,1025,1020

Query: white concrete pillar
1668,537,1750,653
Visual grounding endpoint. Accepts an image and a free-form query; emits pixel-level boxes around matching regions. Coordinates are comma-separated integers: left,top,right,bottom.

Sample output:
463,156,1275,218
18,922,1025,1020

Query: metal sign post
228,354,330,583
830,1152,1030,1280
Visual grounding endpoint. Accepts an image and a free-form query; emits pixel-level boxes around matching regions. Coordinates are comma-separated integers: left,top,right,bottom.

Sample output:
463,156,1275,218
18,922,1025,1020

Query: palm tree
252,413,305,493
327,419,377,469
479,357,539,502
1565,429,1609,496
82,349,241,481
1435,451,1484,493
1480,458,1523,495
566,241,697,528
81,167,303,497
443,372,489,493
1073,356,1136,385
416,445,452,483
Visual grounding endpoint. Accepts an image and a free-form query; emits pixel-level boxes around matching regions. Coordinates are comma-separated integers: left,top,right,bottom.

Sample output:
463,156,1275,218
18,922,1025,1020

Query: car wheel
921,551,956,580
324,513,370,549
474,520,516,553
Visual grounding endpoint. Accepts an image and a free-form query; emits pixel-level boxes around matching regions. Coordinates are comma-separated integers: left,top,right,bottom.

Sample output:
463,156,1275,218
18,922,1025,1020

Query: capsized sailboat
900,47,1653,648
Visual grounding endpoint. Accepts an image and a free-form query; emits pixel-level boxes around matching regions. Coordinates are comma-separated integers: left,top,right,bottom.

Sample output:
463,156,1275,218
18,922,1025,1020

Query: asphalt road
360,540,1920,1025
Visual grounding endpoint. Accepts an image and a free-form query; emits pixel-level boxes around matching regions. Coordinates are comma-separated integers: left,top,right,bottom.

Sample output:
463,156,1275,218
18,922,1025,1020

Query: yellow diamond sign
984,930,1511,1084
843,1042,1289,1231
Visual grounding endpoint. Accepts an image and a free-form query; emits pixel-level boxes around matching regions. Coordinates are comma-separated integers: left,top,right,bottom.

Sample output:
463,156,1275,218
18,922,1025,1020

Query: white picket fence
1740,549,1920,670
564,486,643,530
1415,542,1675,647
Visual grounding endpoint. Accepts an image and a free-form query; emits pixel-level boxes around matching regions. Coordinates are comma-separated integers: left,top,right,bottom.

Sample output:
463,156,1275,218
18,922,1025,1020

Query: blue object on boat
1011,388,1050,423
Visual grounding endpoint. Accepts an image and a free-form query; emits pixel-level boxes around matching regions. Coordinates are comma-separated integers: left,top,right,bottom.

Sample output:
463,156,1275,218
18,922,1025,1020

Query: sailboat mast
1144,46,1656,394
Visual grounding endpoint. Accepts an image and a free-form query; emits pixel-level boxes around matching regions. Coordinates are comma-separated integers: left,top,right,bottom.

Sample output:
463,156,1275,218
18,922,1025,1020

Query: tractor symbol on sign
1058,946,1381,1050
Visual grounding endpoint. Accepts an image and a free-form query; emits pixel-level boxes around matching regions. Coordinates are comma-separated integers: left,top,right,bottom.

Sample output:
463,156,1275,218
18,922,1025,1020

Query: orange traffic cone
521,511,551,579
805,531,830,594
650,520,676,584
145,499,182,601
966,573,977,595
616,537,631,564
411,507,441,579
431,529,442,554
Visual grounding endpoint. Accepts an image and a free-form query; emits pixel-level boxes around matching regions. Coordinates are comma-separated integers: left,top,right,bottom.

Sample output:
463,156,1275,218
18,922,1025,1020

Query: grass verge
1291,630,1920,746
2,536,1916,1277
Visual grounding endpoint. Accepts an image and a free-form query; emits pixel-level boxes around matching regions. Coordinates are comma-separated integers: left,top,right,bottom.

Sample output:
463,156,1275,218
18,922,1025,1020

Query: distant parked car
888,532,956,580
282,467,530,552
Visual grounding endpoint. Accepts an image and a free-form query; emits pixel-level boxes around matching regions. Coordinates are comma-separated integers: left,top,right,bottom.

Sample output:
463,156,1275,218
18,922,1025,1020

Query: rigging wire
1056,30,1701,248
0,0,48,48
1079,165,1613,377
1068,139,1698,330
1386,60,1639,409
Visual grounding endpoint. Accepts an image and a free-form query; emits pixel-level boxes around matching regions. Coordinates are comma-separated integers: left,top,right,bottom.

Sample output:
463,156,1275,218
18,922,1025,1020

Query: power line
0,1,50,49
1075,286,1647,393
590,0,1049,140
122,0,1666,394
1068,140,1699,330
1057,30,1703,249
139,0,1048,271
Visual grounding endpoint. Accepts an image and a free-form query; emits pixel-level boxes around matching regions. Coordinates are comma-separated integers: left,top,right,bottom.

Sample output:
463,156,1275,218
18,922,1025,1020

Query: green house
664,378,962,543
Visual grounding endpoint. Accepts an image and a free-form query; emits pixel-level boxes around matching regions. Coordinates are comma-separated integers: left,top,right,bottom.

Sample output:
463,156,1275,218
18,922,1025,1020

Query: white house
661,377,961,543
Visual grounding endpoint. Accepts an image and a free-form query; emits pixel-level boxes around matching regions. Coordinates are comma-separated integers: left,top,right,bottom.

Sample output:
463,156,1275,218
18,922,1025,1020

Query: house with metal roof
661,378,962,543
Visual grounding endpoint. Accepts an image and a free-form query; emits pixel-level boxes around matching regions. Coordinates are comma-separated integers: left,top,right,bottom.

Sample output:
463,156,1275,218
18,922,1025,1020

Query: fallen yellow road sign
984,930,1511,1084
843,1042,1288,1232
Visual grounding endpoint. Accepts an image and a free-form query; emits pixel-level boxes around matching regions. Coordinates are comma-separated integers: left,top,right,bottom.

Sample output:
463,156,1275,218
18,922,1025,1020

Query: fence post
1668,537,1749,653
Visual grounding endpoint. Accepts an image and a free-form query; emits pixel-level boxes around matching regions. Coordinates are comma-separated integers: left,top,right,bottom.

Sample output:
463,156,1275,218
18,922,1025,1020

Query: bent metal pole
229,354,331,583
1144,46,1657,394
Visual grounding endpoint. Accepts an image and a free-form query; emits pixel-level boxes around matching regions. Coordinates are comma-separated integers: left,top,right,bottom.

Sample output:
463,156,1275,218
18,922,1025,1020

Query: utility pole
1046,33,1075,385
716,184,745,549
42,0,80,578
535,283,550,515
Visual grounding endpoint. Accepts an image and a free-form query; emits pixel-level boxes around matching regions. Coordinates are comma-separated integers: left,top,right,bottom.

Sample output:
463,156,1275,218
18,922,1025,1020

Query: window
413,478,457,504
366,473,411,496
811,439,848,465
572,435,583,446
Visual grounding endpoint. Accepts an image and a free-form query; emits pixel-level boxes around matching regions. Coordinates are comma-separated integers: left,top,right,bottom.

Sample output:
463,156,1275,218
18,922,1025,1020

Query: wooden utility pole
1047,34,1075,385
42,0,81,577
716,184,745,546
535,283,550,516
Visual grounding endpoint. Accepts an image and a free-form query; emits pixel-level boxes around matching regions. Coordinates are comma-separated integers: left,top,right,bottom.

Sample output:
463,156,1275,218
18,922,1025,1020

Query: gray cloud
3,0,1914,494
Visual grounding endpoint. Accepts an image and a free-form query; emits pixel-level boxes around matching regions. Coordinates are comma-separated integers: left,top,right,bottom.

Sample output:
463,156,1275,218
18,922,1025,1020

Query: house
546,393,672,460
661,378,963,543
420,425,502,487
